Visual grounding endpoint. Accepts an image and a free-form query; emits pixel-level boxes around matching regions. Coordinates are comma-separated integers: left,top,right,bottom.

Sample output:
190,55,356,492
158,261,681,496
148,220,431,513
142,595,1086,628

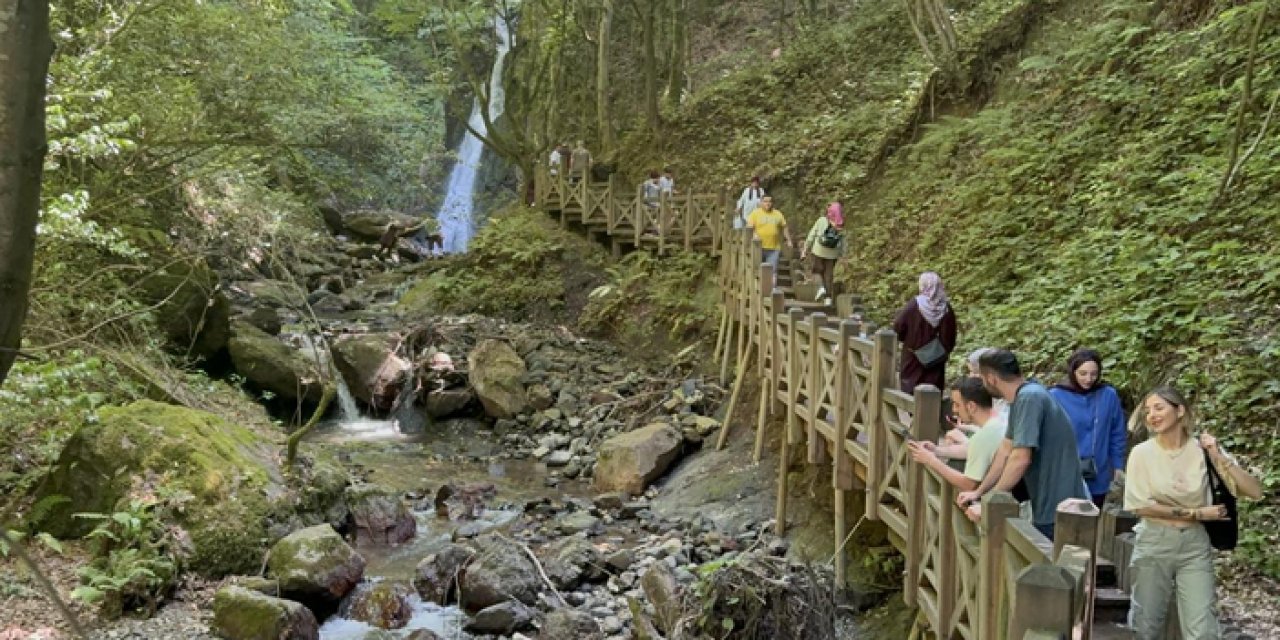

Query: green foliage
580,250,719,349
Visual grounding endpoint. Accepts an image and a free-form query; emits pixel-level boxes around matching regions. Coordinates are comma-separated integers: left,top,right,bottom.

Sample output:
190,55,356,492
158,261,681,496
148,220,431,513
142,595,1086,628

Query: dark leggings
811,255,836,292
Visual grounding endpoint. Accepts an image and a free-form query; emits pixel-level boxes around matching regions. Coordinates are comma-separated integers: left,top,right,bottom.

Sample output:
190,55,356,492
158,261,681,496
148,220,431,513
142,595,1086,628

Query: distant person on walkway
549,143,570,178
734,176,766,230
892,272,957,393
958,349,1088,540
908,376,1008,491
1125,385,1261,640
799,201,845,302
659,168,675,195
642,171,663,209
745,195,793,273
1049,348,1128,508
569,140,591,183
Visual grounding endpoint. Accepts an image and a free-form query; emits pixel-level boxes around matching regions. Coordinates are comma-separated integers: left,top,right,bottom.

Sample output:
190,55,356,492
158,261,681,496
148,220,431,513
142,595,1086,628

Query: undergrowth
579,250,720,354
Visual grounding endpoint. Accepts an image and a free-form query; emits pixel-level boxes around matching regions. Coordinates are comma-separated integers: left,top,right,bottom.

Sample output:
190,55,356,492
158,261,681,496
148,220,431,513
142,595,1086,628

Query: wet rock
593,423,683,495
404,631,443,640
333,333,411,410
338,581,413,630
212,585,319,640
346,484,416,545
413,543,476,605
541,608,603,640
228,321,326,402
541,536,605,590
468,339,529,419
460,534,542,611
464,600,535,635
424,387,474,418
641,563,681,635
267,524,366,613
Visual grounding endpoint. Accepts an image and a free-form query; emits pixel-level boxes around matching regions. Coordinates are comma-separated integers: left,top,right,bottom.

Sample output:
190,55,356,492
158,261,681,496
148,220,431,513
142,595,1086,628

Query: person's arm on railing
957,437,1011,506
908,441,978,491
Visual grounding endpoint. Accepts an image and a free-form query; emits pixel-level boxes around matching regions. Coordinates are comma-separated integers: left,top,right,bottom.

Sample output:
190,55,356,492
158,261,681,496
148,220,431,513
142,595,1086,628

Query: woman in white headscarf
892,272,958,393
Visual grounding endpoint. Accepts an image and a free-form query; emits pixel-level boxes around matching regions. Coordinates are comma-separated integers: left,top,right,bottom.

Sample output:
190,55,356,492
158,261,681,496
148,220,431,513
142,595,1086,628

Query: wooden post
758,263,774,378
775,308,803,536
806,312,826,463
1052,499,1099,640
865,329,896,520
716,341,754,450
769,290,785,415
905,385,942,610
978,492,1021,640
832,320,855,589
684,191,693,251
1010,564,1077,639
937,481,959,639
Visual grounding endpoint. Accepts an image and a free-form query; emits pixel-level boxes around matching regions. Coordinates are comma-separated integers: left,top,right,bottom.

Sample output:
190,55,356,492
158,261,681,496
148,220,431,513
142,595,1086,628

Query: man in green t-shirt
908,377,1007,491
958,349,1087,541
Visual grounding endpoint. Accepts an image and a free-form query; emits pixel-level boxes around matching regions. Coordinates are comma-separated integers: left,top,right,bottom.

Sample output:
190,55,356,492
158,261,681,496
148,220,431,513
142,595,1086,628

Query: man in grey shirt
956,349,1086,540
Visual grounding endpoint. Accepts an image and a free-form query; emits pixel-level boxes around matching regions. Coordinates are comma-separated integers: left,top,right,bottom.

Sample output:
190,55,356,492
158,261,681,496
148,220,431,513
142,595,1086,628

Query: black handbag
1202,448,1238,551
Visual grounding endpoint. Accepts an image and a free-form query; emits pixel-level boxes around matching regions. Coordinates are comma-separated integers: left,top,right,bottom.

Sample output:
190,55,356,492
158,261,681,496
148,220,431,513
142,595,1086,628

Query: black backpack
818,222,843,249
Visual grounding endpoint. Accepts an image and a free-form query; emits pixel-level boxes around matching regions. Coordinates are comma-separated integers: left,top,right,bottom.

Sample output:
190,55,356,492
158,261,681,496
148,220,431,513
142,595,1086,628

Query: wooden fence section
533,169,1103,639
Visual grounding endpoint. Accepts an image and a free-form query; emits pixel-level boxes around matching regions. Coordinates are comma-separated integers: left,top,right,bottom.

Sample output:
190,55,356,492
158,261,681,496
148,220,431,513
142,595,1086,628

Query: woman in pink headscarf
892,271,958,393
799,201,846,302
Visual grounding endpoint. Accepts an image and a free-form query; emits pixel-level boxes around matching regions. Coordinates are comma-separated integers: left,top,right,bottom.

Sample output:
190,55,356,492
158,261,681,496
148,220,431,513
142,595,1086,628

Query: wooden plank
1010,564,1077,639
1053,499,1099,640
979,492,1021,640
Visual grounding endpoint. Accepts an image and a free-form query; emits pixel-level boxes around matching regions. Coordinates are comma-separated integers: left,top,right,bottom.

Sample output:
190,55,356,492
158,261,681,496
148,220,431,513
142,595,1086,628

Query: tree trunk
641,0,659,135
0,0,54,388
596,0,617,154
665,0,687,112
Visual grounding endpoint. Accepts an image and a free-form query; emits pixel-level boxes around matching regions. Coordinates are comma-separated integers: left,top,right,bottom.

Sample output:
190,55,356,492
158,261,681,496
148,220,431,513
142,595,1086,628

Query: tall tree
0,0,54,387
665,0,687,111
629,0,659,135
596,0,617,154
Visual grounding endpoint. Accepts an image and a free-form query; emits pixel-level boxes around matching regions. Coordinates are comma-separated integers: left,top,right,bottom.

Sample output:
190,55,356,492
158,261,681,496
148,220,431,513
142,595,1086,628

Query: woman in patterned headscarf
892,272,958,393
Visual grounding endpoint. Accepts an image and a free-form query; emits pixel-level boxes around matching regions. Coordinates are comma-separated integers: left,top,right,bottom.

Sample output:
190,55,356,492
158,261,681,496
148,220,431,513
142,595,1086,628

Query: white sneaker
815,287,827,301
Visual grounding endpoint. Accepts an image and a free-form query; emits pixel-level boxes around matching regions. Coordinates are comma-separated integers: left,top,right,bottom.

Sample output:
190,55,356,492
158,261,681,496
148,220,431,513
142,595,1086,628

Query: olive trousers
1128,521,1220,640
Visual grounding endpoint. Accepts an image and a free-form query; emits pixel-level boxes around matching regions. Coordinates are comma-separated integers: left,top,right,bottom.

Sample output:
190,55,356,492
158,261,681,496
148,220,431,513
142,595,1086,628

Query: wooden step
1095,555,1118,588
1093,587,1131,625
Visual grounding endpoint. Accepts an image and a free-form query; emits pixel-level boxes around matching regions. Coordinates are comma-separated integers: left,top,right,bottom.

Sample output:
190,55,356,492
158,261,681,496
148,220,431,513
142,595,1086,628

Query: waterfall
336,378,361,423
436,17,514,254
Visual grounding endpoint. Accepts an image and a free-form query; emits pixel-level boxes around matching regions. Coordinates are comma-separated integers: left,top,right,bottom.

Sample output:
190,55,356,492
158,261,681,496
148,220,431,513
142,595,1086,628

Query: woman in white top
1125,385,1262,639
734,176,765,230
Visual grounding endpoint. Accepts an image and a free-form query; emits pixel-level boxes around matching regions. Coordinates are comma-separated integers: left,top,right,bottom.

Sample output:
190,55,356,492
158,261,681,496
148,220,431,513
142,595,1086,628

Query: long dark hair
1062,348,1104,392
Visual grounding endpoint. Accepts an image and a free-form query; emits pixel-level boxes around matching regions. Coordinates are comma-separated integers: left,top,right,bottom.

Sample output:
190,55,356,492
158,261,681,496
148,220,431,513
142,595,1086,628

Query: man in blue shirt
956,349,1087,540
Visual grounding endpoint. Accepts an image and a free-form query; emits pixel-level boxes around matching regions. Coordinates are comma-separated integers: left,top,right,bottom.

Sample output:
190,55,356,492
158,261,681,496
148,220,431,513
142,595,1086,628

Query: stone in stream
333,333,412,410
593,423,684,495
527,383,555,410
540,608,604,640
346,484,416,545
424,387,474,418
266,524,366,614
403,631,443,640
557,511,602,535
641,563,682,635
459,534,542,611
414,543,477,605
540,536,605,590
338,581,413,630
468,339,529,419
227,321,327,402
211,585,319,640
464,600,536,635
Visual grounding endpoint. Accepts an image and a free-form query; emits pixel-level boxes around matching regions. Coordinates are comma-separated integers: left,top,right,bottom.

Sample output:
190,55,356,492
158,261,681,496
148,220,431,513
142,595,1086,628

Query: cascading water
435,17,513,253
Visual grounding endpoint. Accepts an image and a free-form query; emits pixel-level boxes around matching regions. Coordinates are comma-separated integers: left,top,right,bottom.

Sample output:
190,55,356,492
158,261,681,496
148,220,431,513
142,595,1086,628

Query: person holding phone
908,377,1007,491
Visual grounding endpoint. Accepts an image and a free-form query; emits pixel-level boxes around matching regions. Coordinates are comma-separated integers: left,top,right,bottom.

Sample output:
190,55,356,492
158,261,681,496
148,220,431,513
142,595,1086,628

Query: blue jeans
762,249,780,269
1034,522,1055,541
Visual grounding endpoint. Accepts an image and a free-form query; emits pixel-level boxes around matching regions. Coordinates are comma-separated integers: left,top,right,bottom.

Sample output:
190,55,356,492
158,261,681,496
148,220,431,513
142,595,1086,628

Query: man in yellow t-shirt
745,196,793,270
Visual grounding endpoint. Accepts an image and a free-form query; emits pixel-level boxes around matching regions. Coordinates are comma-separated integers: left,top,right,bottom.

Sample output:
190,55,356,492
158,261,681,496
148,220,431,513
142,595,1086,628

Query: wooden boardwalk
535,170,1151,640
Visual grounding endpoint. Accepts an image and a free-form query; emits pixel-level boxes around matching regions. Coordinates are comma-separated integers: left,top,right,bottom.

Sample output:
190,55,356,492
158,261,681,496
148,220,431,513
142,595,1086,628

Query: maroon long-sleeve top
892,298,958,394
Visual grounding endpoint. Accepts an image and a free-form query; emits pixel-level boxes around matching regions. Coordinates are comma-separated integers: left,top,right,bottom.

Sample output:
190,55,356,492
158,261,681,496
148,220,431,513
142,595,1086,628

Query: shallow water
319,594,468,639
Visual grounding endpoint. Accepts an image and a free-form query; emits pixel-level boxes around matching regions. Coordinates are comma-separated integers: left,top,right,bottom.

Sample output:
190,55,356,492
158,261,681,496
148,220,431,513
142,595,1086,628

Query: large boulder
333,334,411,410
540,536,605,591
346,485,416,545
424,388,475,419
540,609,603,640
228,321,326,402
413,543,476,605
341,209,419,241
464,601,535,635
459,534,541,611
33,401,279,576
212,586,319,640
137,260,230,359
467,340,528,419
593,423,684,495
267,525,366,614
338,582,413,630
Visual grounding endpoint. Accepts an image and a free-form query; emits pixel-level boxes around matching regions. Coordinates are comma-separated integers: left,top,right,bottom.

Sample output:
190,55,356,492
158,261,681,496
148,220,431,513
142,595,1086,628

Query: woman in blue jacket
1049,349,1128,507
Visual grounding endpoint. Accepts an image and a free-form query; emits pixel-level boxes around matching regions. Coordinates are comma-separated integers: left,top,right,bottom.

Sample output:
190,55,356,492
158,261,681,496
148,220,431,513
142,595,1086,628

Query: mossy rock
137,259,230,360
467,339,529,419
212,585,319,640
33,400,277,576
228,321,326,402
266,524,366,613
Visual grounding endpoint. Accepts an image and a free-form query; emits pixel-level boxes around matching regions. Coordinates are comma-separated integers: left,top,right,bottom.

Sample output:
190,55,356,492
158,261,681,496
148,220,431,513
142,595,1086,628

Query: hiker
892,272,957,394
659,168,676,195
908,376,1008,491
569,140,591,183
734,176,766,230
799,201,845,302
548,144,565,177
377,219,427,261
1049,348,1128,507
642,171,663,209
957,349,1088,541
1124,385,1261,640
412,216,445,258
745,195,793,273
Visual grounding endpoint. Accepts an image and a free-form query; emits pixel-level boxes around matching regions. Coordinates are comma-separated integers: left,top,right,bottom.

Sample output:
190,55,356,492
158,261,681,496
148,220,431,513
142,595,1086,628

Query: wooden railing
533,168,1106,640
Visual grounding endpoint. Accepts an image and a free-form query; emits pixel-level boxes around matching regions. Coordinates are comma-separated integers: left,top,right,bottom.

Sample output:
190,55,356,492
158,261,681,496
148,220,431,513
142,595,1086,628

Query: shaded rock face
413,543,476,605
333,333,411,410
541,536,605,591
138,260,231,360
228,321,326,402
245,306,283,336
424,387,474,419
267,525,366,615
467,340,529,419
338,582,413,630
593,423,684,495
33,400,279,576
459,534,541,611
342,209,420,241
346,485,416,545
540,608,603,640
212,585,319,640
464,601,534,635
